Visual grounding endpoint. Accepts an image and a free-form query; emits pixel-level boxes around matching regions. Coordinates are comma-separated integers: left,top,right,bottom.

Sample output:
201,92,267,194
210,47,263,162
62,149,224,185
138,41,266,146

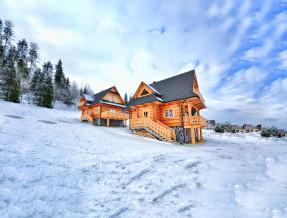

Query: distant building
206,120,216,129
243,124,262,132
278,129,287,137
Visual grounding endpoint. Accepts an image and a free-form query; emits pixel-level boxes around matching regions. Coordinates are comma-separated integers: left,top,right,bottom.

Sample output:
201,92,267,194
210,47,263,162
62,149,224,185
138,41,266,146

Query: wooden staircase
81,114,94,125
130,118,176,143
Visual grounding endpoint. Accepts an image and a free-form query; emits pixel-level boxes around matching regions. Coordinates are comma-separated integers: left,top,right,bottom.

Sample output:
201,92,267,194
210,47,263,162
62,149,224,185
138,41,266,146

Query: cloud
1,0,287,128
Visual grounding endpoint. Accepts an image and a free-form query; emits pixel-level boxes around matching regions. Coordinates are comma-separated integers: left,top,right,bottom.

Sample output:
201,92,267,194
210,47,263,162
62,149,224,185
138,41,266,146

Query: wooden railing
130,118,176,143
183,115,207,127
101,111,129,120
193,89,205,105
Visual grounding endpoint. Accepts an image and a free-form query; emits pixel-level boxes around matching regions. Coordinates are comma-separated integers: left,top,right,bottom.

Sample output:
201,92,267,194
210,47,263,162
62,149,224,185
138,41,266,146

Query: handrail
183,115,207,126
101,111,129,120
130,118,176,143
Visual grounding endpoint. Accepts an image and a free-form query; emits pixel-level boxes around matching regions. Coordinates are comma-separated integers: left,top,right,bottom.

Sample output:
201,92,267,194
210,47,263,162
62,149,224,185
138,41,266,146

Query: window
109,96,112,101
140,89,150,97
95,109,98,114
165,110,169,117
143,111,148,117
115,98,117,103
165,109,174,118
169,109,173,117
110,109,116,112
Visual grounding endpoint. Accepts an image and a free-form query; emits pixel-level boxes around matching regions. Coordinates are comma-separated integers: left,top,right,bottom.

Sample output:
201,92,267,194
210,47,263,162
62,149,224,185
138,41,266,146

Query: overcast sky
1,0,287,128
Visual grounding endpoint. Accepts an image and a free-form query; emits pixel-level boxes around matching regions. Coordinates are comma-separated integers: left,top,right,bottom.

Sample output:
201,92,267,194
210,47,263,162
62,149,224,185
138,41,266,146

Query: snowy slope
0,100,287,218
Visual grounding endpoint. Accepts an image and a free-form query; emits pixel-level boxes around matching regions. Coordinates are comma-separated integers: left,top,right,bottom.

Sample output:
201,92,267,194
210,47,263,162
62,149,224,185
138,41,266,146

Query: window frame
115,98,117,103
164,109,174,118
109,96,112,102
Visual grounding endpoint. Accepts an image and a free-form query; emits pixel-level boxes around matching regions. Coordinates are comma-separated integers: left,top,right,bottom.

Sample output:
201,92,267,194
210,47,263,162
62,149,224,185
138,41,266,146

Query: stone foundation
93,118,124,127
170,126,191,143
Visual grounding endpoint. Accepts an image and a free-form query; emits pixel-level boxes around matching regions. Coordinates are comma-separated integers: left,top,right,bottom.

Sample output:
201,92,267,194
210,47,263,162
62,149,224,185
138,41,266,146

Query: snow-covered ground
1,100,287,218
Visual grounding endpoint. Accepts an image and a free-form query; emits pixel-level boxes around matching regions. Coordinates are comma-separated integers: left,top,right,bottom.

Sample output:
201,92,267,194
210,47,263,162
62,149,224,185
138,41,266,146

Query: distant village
205,120,287,138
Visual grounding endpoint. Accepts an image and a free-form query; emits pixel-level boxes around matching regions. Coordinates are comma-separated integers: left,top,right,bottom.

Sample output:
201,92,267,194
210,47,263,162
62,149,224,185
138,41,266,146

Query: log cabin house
124,70,207,143
79,86,129,127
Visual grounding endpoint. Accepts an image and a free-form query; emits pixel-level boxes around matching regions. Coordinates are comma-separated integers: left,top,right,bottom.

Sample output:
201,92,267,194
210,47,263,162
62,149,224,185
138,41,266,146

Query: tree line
0,18,93,108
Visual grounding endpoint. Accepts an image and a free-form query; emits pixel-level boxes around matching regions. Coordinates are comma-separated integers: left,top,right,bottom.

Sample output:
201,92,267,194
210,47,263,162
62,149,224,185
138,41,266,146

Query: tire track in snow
109,207,128,218
152,183,186,202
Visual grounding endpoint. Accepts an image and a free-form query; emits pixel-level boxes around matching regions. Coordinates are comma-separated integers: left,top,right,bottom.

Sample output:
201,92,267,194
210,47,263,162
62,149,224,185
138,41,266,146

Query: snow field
0,100,287,217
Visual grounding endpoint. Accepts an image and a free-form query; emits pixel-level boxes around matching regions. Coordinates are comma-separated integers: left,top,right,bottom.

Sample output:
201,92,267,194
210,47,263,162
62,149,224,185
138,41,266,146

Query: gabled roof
83,94,93,102
81,86,125,107
127,70,203,107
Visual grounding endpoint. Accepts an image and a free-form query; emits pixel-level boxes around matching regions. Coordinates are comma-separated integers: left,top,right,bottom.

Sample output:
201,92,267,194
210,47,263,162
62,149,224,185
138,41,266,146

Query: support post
107,119,109,127
197,128,200,141
191,127,195,144
124,120,126,127
188,104,192,124
200,128,203,139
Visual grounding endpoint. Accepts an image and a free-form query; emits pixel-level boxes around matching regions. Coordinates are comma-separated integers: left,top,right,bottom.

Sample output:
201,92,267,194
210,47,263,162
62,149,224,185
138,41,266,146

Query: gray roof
81,86,125,107
126,70,203,107
83,94,93,102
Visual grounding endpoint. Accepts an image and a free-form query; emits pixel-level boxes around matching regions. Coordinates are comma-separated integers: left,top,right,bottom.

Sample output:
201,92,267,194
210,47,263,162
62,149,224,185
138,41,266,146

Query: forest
0,18,93,108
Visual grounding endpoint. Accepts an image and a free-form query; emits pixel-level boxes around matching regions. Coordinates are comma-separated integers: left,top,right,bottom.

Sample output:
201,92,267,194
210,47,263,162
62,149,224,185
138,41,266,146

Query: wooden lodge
79,86,129,127
124,70,207,143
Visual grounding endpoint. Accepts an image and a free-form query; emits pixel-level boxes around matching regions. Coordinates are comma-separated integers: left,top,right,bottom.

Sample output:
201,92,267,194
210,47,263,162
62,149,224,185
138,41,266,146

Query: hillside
0,101,287,218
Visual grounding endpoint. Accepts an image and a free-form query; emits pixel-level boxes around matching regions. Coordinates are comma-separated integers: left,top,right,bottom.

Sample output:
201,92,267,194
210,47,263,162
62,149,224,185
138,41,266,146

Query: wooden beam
200,128,203,139
197,128,200,141
107,119,109,127
188,104,192,124
191,127,195,144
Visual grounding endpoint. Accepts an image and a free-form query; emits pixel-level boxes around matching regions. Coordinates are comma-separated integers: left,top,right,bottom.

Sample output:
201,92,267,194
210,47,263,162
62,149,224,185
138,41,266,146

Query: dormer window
140,89,150,97
115,98,117,103
109,96,112,101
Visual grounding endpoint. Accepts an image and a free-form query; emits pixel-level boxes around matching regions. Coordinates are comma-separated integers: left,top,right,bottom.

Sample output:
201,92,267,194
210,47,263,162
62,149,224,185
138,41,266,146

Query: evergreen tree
83,85,87,94
41,76,54,108
54,59,64,88
30,68,44,106
124,92,128,105
28,42,39,75
16,39,29,78
2,46,21,102
0,20,14,67
40,62,54,108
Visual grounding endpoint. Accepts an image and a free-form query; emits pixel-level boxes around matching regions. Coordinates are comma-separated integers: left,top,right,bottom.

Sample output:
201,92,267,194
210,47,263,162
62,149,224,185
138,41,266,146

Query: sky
1,0,287,129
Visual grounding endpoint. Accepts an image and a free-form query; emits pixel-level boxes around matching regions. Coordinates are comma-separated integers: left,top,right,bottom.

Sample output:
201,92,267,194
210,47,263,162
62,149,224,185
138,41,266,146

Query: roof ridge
149,70,194,85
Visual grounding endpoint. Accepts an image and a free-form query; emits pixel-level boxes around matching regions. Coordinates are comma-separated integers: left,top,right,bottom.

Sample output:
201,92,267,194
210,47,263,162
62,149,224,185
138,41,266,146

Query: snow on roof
143,82,161,96
99,101,126,108
156,97,163,102
83,94,93,102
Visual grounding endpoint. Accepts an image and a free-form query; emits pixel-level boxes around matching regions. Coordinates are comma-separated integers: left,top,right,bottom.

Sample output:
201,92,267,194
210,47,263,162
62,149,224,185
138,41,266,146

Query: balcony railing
193,89,205,105
183,115,207,127
101,111,129,120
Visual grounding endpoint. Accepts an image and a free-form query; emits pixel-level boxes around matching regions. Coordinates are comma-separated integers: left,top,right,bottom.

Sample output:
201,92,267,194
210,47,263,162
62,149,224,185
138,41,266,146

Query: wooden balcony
101,111,129,120
193,89,205,105
183,115,207,127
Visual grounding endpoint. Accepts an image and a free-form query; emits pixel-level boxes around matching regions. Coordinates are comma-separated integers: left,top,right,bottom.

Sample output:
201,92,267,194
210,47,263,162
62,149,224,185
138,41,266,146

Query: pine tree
30,68,44,106
0,20,14,67
54,59,64,88
2,46,21,102
124,92,128,104
40,62,54,108
41,76,54,108
28,42,39,75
